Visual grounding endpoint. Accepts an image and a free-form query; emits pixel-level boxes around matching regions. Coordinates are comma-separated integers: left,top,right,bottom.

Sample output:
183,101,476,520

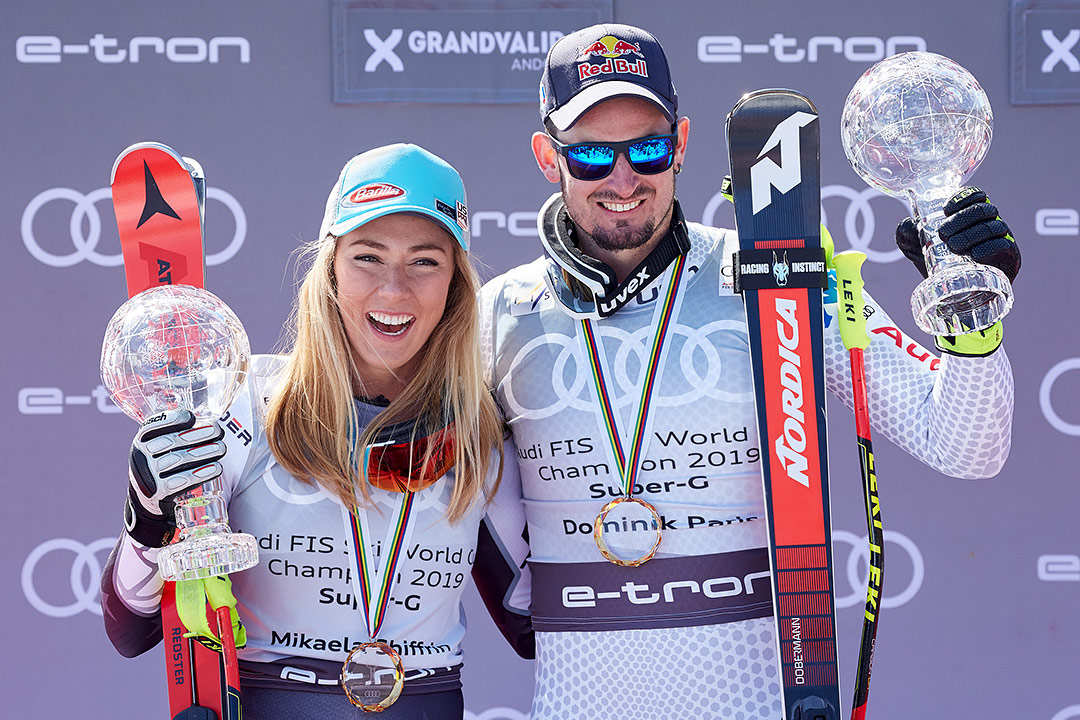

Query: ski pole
833,251,883,720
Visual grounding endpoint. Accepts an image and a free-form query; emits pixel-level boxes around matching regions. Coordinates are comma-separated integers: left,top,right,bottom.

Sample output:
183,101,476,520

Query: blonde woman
101,144,530,719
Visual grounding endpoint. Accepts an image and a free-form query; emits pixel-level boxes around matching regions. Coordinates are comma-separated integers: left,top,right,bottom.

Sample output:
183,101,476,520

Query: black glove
895,186,1020,283
124,409,226,547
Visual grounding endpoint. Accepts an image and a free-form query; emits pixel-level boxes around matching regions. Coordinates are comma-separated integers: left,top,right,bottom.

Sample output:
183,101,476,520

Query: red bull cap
540,23,677,132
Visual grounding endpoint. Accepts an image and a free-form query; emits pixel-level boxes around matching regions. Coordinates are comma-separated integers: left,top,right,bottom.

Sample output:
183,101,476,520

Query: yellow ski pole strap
174,577,247,651
833,251,870,351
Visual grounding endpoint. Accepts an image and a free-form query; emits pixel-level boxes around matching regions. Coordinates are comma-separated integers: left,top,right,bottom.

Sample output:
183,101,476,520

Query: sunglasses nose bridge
606,151,643,188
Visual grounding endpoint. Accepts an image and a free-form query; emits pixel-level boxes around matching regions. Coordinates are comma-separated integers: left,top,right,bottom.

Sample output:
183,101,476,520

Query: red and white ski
111,142,240,720
727,90,840,720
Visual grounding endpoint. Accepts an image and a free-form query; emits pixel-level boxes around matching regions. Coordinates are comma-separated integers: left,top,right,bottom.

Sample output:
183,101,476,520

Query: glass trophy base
158,531,259,581
910,262,1013,336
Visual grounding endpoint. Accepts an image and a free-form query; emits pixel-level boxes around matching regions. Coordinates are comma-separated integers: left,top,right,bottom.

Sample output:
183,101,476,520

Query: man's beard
559,177,670,253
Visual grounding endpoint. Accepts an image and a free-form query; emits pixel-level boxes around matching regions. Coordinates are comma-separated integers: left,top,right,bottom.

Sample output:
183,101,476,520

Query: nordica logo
774,297,809,487
345,183,405,205
750,111,816,214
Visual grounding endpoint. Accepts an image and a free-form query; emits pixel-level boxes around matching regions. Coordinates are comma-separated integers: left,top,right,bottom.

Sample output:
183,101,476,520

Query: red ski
111,142,241,720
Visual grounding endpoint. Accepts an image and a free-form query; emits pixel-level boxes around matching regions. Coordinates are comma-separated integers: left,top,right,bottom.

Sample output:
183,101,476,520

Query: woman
101,144,527,718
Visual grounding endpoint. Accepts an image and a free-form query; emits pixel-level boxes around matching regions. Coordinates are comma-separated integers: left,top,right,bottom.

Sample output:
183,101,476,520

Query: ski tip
110,141,186,185
730,88,818,115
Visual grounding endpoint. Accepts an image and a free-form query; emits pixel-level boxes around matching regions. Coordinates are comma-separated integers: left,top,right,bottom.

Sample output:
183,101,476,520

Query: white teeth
368,311,413,326
600,200,643,213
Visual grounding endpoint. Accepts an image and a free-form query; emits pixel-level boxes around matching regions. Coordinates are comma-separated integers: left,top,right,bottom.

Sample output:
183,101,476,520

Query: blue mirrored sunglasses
548,133,679,181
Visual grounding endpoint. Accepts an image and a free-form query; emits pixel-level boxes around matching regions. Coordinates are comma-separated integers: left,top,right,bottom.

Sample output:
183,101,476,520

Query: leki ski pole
833,251,883,720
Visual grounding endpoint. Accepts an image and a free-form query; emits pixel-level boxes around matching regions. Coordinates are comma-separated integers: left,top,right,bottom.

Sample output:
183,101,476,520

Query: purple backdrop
4,2,1078,719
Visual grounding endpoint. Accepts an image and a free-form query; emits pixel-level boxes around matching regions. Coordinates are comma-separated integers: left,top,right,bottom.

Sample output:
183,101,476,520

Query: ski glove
895,186,1021,283
124,409,226,547
895,187,1017,357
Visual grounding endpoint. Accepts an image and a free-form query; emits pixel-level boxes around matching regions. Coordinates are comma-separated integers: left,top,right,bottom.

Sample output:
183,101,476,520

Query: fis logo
750,111,817,214
577,35,644,60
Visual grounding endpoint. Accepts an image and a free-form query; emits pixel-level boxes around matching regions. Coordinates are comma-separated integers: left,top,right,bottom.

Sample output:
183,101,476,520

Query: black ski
727,89,840,720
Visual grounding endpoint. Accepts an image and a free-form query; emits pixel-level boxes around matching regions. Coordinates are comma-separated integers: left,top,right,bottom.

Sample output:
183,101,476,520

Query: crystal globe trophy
101,284,258,581
840,51,1012,335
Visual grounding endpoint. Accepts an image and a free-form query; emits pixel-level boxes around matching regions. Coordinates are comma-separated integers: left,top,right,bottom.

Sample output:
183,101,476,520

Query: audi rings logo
22,537,115,617
833,529,925,609
1041,359,1080,435
22,185,246,268
701,183,909,263
504,323,754,420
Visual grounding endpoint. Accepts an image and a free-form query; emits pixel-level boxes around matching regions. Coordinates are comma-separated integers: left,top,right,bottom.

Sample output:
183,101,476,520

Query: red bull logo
576,35,644,61
576,36,649,82
345,183,405,205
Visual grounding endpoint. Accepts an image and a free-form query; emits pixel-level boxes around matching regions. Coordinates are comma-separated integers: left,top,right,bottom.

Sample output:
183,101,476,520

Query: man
476,22,1018,719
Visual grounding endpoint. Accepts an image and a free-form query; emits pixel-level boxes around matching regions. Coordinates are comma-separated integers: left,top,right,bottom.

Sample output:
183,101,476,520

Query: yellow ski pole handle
833,251,869,351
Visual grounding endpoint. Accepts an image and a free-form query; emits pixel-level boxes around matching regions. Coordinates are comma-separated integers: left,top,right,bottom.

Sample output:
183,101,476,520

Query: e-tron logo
22,537,115,617
16,35,250,64
18,384,120,415
833,529,924,609
1040,359,1080,435
698,34,926,64
22,185,246,268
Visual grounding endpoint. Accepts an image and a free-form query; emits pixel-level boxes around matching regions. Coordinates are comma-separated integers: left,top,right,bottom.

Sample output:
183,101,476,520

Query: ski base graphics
111,141,238,720
727,89,840,720
110,141,205,297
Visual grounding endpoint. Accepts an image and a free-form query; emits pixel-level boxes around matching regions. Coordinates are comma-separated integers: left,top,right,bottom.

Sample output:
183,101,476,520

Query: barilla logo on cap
344,183,405,206
575,35,648,81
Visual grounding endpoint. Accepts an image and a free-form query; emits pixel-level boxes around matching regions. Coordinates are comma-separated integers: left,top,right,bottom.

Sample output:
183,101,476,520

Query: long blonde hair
265,229,503,522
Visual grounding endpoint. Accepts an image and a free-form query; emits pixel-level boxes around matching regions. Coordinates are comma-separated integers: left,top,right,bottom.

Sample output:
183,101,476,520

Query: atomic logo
137,160,182,228
577,35,643,60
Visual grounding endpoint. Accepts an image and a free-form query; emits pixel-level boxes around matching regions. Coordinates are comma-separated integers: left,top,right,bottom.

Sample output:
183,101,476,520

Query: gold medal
341,641,405,712
593,496,663,566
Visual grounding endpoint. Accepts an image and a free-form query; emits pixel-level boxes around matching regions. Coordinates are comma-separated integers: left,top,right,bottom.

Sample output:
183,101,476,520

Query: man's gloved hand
124,409,226,547
895,186,1018,357
895,186,1021,283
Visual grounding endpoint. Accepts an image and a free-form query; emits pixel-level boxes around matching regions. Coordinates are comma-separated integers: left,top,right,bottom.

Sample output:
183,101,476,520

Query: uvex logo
345,183,405,205
772,296,811,487
750,111,816,214
598,267,650,315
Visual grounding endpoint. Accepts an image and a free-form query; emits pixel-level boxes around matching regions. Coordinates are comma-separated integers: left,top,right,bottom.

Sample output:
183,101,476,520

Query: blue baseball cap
540,23,677,132
320,143,470,251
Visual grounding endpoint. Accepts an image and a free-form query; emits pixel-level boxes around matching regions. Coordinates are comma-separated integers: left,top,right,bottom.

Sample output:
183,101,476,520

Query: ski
110,142,240,720
726,90,840,720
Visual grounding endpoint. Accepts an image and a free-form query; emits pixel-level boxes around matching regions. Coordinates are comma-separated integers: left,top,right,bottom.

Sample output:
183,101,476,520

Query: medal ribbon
579,253,687,497
345,443,418,641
